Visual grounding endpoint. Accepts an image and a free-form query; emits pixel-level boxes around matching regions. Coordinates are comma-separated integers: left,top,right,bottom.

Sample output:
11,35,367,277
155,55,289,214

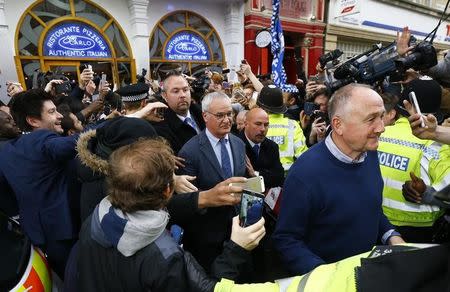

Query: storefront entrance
15,0,135,89
43,61,114,86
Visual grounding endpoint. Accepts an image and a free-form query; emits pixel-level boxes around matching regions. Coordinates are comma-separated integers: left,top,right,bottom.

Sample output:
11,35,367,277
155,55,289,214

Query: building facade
326,0,450,60
244,0,326,80
0,0,245,89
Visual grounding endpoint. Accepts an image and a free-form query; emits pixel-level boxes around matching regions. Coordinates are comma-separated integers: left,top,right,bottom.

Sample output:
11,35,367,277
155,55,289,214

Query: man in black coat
239,108,284,190
151,72,205,155
78,138,266,291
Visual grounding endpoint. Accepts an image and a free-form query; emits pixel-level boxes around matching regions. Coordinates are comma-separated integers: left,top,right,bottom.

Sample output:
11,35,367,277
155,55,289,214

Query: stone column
224,1,244,82
127,0,150,76
0,0,18,85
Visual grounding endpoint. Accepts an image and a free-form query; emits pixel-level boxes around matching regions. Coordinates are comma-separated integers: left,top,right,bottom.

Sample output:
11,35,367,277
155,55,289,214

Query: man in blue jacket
272,84,404,275
0,89,80,278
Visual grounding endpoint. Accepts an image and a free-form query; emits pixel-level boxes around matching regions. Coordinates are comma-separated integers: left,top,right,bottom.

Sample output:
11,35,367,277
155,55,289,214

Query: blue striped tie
184,117,199,133
220,138,232,179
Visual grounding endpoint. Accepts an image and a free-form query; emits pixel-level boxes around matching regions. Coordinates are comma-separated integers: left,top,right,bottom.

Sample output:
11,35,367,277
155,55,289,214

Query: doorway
43,61,114,88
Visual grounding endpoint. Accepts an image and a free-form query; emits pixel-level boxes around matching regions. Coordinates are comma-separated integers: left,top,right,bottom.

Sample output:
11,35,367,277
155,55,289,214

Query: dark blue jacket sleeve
272,175,325,275
378,211,394,242
178,143,199,179
42,133,78,162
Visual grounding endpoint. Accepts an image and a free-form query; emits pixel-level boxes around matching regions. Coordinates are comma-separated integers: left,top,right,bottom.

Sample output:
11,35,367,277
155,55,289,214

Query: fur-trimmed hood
76,129,109,176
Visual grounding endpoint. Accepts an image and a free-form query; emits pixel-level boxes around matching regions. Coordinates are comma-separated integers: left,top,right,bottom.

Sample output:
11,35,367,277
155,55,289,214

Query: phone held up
303,102,320,116
239,190,264,227
408,91,425,127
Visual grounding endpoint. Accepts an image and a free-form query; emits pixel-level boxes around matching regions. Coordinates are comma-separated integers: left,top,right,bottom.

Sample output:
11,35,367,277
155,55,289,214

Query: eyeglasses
206,111,233,121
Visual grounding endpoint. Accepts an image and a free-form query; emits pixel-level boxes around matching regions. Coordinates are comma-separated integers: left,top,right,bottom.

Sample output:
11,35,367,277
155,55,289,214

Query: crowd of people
1,26,450,291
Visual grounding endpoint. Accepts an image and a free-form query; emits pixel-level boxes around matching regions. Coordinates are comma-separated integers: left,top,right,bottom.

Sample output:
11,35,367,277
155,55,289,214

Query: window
149,11,225,78
16,0,135,88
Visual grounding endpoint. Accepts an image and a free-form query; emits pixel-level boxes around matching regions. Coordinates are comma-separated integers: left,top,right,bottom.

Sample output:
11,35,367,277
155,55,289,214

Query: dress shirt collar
244,132,260,148
176,110,192,122
325,132,367,164
205,128,229,145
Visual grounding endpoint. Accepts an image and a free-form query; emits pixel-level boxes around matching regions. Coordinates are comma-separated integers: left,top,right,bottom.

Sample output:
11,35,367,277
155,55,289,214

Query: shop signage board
336,0,360,18
43,23,112,58
165,32,210,61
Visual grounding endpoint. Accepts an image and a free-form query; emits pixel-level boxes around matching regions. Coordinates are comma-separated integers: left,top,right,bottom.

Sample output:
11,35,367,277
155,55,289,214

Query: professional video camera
190,73,211,99
325,39,437,93
322,1,450,94
319,49,343,69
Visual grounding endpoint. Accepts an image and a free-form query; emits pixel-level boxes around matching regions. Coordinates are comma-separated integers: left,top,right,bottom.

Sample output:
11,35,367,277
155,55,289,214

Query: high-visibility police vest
266,114,308,171
213,244,446,292
377,117,450,227
214,251,367,292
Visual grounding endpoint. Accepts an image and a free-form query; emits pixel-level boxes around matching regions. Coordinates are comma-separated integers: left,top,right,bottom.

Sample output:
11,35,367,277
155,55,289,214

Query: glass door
44,61,80,83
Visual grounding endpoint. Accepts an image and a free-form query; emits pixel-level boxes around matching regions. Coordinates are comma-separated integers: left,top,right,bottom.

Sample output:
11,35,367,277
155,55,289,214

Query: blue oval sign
59,35,96,51
165,32,210,61
44,22,112,58
174,42,201,55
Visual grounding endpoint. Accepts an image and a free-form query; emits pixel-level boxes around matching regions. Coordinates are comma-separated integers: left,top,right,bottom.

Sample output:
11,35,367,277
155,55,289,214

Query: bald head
235,110,247,131
244,108,269,144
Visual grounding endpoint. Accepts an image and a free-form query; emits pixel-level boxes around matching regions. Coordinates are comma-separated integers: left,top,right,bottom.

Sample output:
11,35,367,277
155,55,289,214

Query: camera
137,68,147,83
325,40,437,93
311,111,329,125
55,81,72,94
319,49,343,69
304,102,320,116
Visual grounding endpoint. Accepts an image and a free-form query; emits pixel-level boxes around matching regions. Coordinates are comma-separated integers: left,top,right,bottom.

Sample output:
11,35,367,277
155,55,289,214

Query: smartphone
239,190,264,227
99,73,107,89
79,63,92,72
230,176,265,193
223,81,231,89
54,81,72,94
409,91,425,127
308,75,319,82
304,102,320,116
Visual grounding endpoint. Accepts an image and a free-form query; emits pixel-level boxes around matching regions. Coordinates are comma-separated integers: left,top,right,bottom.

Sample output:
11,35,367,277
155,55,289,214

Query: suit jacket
177,130,246,271
238,132,285,189
151,103,205,155
0,130,79,245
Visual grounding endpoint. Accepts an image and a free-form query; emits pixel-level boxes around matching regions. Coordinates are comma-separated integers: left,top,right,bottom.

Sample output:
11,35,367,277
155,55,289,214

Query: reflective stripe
280,149,294,158
420,164,431,186
379,137,440,160
282,163,292,171
383,198,440,212
287,128,294,149
276,277,297,292
383,177,403,190
294,141,305,149
433,173,450,191
296,270,313,292
270,124,290,129
419,153,432,185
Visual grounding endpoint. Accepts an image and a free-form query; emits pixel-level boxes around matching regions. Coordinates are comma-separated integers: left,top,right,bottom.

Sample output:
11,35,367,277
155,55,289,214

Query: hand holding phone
409,91,425,127
239,190,265,227
230,176,265,193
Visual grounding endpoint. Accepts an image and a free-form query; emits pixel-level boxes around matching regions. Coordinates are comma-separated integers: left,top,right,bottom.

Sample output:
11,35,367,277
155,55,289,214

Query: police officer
187,244,449,292
378,79,450,242
256,85,308,172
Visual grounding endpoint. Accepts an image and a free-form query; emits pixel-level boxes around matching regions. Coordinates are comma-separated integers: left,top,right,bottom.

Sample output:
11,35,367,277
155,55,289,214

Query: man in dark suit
240,108,284,189
151,72,205,155
178,91,247,272
0,89,79,278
